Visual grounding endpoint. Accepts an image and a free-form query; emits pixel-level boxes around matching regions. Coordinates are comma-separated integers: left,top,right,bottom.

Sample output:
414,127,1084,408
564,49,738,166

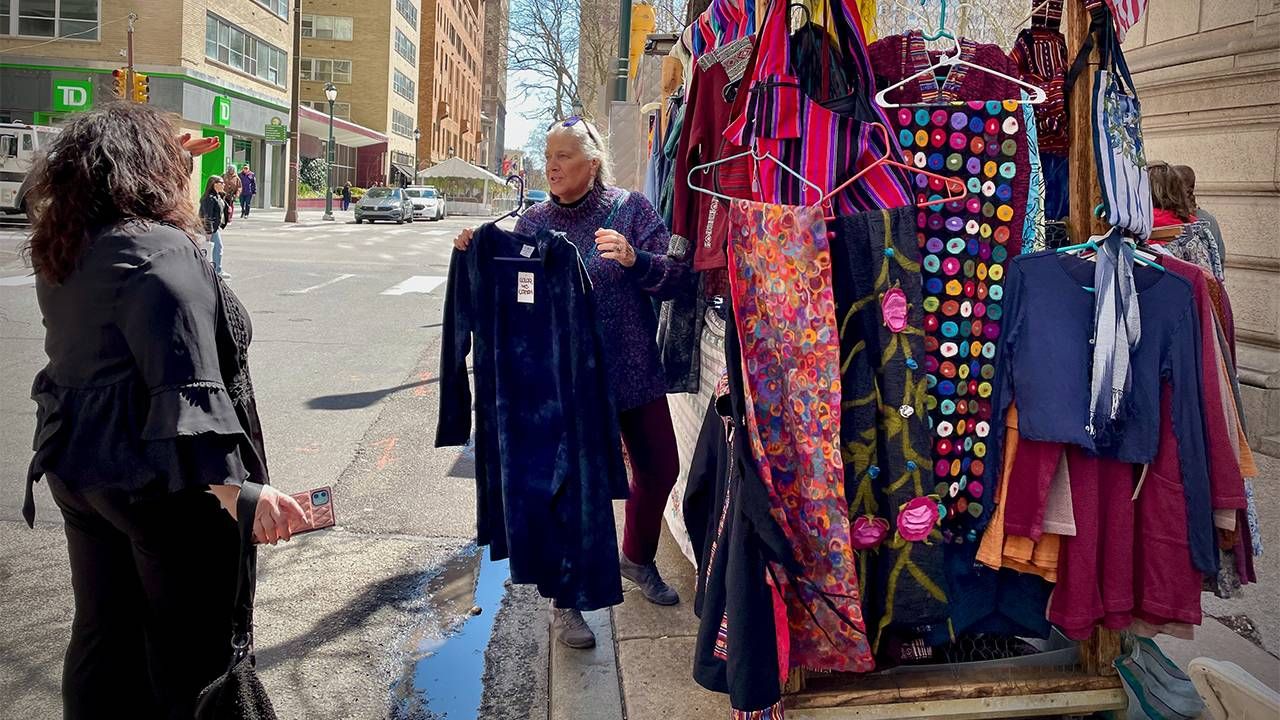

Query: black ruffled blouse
24,220,268,526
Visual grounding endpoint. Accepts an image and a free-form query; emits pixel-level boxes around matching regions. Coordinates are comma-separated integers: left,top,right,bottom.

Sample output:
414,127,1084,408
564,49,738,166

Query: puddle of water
391,546,511,720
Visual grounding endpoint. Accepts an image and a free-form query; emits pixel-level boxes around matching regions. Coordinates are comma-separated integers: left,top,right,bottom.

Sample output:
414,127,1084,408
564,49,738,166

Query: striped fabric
723,0,912,214
1084,0,1148,41
1091,4,1152,239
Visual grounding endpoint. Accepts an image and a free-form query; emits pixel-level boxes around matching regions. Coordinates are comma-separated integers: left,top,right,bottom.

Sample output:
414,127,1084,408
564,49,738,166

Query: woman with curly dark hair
22,102,305,719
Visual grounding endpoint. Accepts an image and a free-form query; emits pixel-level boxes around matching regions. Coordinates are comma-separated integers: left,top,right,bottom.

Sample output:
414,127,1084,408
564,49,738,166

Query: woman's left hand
595,229,636,267
179,132,221,157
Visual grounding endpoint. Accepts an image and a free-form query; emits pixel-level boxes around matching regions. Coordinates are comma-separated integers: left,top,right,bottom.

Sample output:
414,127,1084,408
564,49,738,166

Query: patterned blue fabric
437,225,630,611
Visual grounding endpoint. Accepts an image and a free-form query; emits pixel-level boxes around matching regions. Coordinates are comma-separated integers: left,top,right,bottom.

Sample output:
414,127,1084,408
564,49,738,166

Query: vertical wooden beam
1067,0,1122,676
1066,0,1108,243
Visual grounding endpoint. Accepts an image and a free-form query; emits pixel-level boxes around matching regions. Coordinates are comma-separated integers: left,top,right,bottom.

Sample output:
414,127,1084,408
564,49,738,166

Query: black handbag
194,482,279,720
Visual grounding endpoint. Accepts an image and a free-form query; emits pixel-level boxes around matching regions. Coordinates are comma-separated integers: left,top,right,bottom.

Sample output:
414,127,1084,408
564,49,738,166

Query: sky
503,67,542,154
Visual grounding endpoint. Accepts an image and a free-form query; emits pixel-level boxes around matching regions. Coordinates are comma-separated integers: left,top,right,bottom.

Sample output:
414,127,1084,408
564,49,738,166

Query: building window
300,57,353,84
394,28,415,64
253,0,288,20
301,14,352,41
391,109,414,138
302,100,352,120
395,0,417,29
392,69,414,101
391,150,414,167
2,0,99,39
206,13,288,87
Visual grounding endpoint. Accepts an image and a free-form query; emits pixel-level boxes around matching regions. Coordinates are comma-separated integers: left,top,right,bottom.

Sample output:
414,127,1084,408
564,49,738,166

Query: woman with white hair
455,116,689,649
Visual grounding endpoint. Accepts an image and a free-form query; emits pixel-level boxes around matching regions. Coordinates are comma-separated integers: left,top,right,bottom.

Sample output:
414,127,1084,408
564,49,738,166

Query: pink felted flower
897,496,940,542
851,515,890,550
881,286,908,333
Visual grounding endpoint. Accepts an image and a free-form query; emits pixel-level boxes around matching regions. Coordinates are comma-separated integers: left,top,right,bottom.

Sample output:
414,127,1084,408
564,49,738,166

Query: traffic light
111,68,127,98
130,72,149,103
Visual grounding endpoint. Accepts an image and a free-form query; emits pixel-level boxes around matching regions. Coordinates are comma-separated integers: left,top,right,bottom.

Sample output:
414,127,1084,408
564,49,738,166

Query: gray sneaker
552,607,596,649
619,556,680,606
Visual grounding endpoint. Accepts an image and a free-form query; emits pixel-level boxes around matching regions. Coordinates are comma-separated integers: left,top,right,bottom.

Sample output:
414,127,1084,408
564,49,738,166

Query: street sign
51,79,93,112
213,96,231,127
265,116,288,144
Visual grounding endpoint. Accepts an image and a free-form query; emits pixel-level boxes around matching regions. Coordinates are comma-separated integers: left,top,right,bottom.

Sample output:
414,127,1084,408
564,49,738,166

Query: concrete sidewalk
549,462,1280,720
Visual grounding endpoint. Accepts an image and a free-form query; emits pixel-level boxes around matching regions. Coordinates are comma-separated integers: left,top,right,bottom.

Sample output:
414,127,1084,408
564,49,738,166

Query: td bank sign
51,79,93,112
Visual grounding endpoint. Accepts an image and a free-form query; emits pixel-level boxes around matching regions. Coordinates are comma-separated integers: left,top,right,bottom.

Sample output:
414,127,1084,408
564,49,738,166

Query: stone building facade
1125,2,1280,453
480,0,508,174
0,0,295,206
301,0,421,185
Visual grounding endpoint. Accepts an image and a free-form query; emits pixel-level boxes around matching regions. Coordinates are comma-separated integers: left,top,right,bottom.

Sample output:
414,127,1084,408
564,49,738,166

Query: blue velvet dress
436,224,630,611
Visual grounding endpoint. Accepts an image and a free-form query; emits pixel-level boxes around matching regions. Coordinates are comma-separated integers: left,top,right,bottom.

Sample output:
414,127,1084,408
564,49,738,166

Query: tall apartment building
479,0,508,175
417,0,485,167
0,0,295,207
300,0,421,186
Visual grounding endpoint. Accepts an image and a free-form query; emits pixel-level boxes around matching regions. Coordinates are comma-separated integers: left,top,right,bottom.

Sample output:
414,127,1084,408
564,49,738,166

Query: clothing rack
768,1,1128,715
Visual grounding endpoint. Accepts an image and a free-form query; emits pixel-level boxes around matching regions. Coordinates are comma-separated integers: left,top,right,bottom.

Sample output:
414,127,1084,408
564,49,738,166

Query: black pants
240,195,251,217
48,476,239,719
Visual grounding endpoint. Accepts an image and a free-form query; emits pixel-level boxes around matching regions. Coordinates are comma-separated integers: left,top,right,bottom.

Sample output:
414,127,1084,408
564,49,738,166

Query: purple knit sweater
515,186,687,412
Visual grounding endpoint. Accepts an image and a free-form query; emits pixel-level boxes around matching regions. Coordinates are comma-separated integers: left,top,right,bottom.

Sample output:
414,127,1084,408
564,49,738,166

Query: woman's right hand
254,485,308,545
454,227,476,251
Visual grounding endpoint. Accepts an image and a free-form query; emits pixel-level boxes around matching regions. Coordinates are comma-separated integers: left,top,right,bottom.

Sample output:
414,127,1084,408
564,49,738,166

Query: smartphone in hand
288,486,336,536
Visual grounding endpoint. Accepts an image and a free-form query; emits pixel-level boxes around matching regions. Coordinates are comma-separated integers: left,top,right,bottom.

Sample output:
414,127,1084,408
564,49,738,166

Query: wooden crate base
783,666,1126,719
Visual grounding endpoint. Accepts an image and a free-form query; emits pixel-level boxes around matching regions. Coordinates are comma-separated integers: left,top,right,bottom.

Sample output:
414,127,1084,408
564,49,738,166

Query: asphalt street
0,209,544,719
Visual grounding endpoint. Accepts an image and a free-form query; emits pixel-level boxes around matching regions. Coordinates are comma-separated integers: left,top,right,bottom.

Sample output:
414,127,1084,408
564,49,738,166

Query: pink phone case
289,486,336,535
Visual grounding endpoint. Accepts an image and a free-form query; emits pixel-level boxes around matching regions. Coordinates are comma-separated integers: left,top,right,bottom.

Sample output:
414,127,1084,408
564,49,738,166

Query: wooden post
1067,0,1122,676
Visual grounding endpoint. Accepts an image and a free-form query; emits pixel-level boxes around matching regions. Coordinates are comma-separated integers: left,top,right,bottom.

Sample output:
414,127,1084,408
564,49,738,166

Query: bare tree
576,0,618,123
507,0,583,122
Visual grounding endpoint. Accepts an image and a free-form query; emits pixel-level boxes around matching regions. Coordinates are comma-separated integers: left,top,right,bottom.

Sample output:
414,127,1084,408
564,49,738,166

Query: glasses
551,115,600,148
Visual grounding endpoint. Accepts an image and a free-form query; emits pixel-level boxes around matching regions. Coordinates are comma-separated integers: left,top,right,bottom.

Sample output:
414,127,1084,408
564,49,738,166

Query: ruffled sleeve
24,242,257,527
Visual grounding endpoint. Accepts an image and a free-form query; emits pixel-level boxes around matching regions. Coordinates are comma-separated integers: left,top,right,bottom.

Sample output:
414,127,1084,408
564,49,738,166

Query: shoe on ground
552,607,596,649
218,271,232,279
619,555,680,606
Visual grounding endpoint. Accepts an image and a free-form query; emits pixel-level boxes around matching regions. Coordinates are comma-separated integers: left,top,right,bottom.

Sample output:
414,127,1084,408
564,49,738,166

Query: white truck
0,122,61,215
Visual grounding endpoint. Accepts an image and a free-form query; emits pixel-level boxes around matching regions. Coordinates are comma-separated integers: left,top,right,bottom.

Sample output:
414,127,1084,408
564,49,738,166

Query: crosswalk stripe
283,273,356,295
381,275,447,296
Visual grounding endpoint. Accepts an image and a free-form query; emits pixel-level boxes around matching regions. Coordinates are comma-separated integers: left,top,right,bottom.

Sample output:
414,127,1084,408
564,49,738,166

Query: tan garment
976,404,1061,582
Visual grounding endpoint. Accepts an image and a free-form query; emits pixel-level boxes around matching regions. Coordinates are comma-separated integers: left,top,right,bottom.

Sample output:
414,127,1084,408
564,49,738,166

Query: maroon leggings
619,397,680,564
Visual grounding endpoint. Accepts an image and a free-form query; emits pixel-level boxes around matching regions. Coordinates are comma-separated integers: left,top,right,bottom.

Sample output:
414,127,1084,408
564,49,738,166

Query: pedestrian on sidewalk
20,102,306,719
1173,164,1226,266
222,165,241,226
238,163,257,217
341,181,353,211
201,175,230,279
454,115,689,650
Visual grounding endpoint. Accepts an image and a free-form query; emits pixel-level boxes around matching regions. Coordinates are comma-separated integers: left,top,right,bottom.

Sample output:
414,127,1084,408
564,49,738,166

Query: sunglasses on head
552,115,600,147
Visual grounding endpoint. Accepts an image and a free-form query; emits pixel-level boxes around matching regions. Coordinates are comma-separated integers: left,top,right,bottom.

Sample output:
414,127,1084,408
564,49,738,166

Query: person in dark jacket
221,165,241,226
200,175,229,279
21,102,306,719
341,181,353,211
237,163,257,217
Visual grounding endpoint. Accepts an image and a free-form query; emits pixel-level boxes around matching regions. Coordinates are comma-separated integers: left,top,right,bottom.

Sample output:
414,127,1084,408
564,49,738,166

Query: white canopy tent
416,157,511,215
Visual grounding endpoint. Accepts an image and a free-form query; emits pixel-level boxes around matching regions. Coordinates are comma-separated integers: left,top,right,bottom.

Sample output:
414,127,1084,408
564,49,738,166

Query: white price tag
520,244,535,258
517,272,535,304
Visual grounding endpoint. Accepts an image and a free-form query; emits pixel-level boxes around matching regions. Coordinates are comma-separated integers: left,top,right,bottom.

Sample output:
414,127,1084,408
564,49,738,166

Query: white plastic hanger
874,32,1048,108
686,142,824,204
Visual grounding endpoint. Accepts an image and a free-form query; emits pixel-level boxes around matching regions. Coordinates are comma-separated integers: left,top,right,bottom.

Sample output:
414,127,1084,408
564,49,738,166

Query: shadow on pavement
306,380,437,410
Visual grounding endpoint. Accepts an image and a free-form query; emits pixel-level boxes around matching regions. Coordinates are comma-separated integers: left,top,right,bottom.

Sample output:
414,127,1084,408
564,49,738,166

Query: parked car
354,187,414,224
524,189,549,209
405,186,446,221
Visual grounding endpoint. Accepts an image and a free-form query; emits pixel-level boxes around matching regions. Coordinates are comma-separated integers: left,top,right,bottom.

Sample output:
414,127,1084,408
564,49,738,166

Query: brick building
479,0,507,174
0,0,296,207
417,0,485,167
300,0,421,186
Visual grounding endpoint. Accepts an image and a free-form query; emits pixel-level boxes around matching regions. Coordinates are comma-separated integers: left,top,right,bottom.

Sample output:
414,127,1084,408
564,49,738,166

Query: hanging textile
724,0,912,214
436,225,630,611
829,207,949,652
868,30,1032,545
726,198,875,672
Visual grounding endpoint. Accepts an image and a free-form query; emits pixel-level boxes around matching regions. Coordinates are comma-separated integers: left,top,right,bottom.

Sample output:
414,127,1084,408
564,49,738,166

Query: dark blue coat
436,224,629,611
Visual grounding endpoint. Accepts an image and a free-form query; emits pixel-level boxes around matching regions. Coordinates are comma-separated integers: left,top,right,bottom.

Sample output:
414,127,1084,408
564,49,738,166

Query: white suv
405,186,446,221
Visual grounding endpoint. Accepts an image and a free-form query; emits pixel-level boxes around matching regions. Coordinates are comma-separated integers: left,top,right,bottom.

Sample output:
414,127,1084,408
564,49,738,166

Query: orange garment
976,403,1061,582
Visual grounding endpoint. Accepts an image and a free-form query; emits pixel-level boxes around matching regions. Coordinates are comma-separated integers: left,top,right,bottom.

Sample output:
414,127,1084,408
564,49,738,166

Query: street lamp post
412,127,421,185
322,82,337,221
